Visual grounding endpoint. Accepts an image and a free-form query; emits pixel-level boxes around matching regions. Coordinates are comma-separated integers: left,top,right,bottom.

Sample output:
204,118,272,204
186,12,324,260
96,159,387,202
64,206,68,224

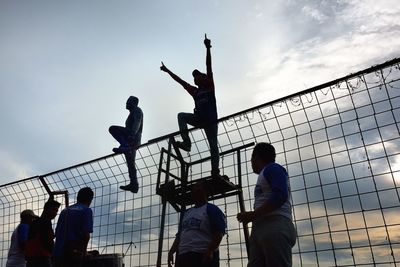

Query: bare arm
160,62,189,88
168,236,180,267
204,34,212,78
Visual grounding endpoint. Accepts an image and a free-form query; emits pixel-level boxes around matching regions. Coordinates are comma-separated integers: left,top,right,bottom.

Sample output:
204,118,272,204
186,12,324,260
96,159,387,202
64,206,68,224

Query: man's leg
121,148,139,193
109,125,130,152
253,216,296,267
204,123,220,177
177,112,200,151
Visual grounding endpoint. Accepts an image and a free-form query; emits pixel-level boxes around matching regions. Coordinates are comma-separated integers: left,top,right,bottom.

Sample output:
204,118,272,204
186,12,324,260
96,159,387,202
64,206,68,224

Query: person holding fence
237,143,296,267
109,96,143,193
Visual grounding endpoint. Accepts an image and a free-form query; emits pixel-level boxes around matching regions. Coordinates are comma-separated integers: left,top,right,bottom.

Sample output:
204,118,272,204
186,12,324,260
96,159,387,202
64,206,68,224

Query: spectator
168,181,226,267
161,34,226,181
109,96,143,193
6,210,38,267
237,143,296,267
53,187,94,267
25,199,61,267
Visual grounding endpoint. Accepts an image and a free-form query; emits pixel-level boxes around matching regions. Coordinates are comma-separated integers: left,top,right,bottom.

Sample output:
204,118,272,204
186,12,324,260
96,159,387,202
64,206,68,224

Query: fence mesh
1,58,399,267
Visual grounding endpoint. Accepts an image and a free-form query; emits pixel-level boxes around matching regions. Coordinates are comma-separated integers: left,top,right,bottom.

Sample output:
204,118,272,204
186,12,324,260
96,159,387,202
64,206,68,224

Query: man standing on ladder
160,34,226,181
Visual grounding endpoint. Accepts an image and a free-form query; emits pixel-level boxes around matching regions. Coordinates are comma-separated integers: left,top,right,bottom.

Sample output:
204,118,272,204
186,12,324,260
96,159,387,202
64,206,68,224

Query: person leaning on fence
237,143,296,267
6,210,38,267
53,187,94,267
25,199,61,267
109,95,143,193
160,34,226,181
168,181,226,267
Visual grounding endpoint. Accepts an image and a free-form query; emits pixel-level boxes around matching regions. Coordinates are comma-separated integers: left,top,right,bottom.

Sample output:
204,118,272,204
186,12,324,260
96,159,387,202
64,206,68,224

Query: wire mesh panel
0,58,399,266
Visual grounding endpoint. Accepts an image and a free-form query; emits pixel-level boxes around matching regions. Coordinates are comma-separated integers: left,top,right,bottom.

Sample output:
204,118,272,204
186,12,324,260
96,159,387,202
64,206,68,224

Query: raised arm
160,61,189,88
204,34,212,77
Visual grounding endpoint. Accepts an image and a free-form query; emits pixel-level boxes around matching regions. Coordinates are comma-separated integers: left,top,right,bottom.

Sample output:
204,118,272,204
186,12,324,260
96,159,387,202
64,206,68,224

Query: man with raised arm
160,34,225,180
237,143,296,267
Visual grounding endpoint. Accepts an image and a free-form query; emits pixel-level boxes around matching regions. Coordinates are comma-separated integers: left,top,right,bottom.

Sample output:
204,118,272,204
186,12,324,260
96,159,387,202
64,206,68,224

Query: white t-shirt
178,203,226,255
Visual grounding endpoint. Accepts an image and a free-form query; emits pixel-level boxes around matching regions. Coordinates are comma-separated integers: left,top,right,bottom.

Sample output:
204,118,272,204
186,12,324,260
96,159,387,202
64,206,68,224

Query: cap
20,209,38,219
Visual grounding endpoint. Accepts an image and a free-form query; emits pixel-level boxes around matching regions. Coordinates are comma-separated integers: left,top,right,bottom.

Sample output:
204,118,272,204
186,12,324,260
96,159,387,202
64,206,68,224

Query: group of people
6,187,94,267
109,34,225,193
7,35,297,267
167,142,296,267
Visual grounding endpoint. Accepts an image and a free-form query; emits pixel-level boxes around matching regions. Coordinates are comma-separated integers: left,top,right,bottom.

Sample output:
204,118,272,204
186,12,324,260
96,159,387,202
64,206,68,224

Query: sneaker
120,183,139,193
175,141,191,152
113,146,131,154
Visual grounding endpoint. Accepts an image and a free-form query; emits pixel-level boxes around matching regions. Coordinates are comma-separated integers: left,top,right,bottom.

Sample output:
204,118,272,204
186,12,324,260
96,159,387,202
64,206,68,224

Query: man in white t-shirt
6,210,38,267
237,142,296,267
168,181,226,267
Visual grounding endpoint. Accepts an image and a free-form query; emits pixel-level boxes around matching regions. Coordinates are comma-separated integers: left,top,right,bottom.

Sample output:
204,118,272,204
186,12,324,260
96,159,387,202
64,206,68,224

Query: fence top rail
1,57,399,188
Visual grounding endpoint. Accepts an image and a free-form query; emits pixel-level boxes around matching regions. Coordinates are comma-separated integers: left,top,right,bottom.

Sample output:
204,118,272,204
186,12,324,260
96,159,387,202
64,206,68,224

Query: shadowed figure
168,181,226,267
109,96,143,193
237,143,296,267
161,34,225,180
6,210,38,267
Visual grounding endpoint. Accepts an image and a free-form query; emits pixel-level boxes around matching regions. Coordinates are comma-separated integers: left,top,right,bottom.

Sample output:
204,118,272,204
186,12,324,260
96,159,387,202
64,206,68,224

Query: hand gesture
160,61,168,72
204,34,212,48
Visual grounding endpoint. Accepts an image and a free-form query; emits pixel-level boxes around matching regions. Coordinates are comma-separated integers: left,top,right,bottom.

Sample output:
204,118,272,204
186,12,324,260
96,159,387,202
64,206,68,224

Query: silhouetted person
161,34,224,180
6,210,38,267
168,181,226,267
237,143,296,267
25,199,61,267
53,187,94,267
109,96,143,193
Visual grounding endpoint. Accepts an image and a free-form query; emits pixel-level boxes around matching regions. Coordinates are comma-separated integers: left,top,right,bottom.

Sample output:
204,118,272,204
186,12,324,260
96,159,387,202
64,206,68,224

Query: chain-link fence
1,58,399,266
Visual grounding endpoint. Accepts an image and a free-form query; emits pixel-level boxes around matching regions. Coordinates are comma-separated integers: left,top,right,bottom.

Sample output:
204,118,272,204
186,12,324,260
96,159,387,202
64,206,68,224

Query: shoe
175,141,191,152
120,183,139,193
113,146,131,154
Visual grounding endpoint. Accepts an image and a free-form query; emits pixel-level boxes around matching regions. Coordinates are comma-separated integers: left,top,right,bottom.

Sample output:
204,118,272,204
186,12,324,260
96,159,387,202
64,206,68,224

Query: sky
0,0,400,184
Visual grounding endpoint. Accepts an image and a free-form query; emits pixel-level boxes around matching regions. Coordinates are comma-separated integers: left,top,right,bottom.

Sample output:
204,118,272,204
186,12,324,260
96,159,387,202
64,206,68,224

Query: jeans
248,215,296,267
176,251,219,267
177,112,219,174
109,125,140,185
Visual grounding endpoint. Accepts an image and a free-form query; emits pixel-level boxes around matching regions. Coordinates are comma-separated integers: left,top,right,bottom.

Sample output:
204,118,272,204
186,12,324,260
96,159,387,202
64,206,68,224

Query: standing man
237,143,296,267
160,34,224,180
53,187,94,267
109,95,143,193
25,199,61,267
168,181,226,267
6,210,38,267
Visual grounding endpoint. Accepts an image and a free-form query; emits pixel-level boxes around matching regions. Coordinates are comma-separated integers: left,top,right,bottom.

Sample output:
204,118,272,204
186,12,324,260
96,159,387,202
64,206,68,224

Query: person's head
42,199,61,220
191,181,208,206
251,143,276,174
126,96,139,111
192,69,208,87
20,209,38,224
77,187,94,206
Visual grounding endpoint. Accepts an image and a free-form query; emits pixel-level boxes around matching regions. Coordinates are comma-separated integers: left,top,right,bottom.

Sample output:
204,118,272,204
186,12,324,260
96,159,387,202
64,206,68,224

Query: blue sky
1,0,399,184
